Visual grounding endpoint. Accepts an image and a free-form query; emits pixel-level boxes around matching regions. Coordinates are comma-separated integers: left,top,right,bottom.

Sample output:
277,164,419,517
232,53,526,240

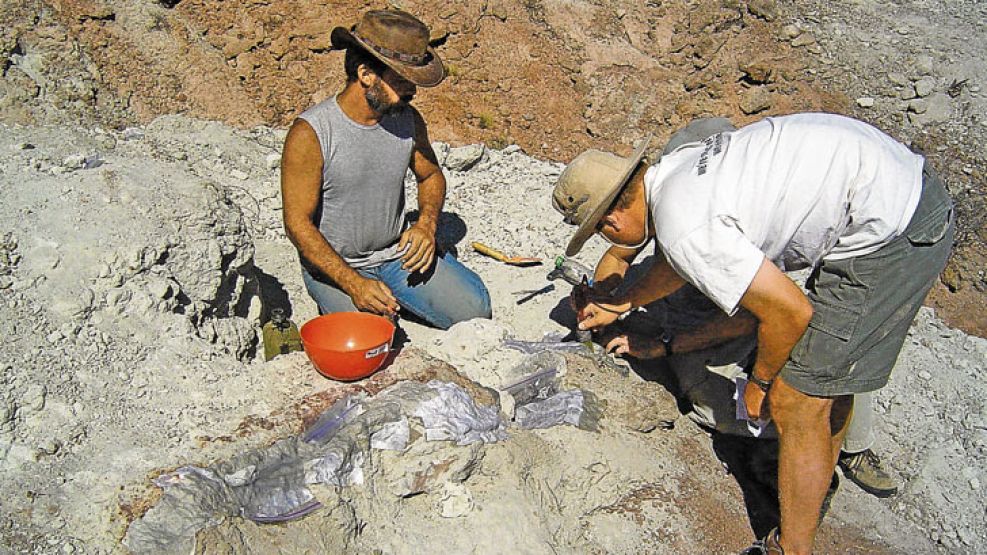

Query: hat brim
331,27,446,87
564,135,652,257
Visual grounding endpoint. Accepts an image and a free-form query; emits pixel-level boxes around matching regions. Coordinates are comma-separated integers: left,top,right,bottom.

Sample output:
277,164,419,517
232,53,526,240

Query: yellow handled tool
471,242,542,266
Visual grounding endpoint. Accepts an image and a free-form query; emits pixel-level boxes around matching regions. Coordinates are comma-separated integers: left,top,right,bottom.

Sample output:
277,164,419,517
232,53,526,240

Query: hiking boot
740,527,784,554
838,449,899,498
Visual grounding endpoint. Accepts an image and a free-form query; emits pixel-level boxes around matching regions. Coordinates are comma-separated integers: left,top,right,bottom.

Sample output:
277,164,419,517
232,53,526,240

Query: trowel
471,242,541,266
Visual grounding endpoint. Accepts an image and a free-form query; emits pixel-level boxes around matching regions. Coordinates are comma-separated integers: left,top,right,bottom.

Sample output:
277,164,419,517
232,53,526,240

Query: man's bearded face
365,70,415,116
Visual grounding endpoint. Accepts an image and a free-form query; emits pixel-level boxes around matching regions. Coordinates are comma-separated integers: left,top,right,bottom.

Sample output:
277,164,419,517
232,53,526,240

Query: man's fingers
743,384,765,421
358,280,398,315
578,304,619,331
404,243,435,273
403,249,429,273
375,284,398,312
605,336,627,353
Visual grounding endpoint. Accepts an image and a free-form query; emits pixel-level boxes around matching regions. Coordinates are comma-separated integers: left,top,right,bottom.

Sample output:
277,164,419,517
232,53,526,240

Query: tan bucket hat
552,136,652,256
331,10,445,87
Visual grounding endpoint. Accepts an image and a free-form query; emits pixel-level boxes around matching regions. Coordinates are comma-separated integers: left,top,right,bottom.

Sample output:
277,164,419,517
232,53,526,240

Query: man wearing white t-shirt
552,113,954,554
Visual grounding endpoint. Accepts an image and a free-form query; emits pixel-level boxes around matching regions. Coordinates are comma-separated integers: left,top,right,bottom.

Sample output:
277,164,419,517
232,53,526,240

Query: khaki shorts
781,164,955,397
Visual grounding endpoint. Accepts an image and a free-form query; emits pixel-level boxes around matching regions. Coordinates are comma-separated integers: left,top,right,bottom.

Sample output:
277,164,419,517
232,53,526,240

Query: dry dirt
1,1,986,554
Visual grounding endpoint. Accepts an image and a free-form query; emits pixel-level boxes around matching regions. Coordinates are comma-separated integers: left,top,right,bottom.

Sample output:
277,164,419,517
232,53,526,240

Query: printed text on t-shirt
696,133,725,176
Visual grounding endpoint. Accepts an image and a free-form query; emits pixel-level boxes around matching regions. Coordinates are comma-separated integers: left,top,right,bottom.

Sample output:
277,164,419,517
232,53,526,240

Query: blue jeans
302,251,491,330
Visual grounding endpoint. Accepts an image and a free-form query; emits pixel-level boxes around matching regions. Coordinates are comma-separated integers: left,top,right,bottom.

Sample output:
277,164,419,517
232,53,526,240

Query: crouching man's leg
376,250,491,329
769,378,852,554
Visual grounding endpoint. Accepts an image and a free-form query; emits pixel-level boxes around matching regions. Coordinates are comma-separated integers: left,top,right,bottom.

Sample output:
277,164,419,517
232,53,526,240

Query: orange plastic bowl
300,312,396,381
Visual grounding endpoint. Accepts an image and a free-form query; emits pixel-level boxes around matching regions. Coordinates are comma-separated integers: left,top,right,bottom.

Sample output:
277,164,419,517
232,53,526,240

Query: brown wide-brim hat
331,9,445,87
552,136,652,257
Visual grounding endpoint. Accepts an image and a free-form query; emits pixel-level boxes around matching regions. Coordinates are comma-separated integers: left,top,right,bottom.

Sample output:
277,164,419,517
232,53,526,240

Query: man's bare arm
614,249,687,310
738,257,813,419
592,245,639,294
580,249,687,330
281,119,397,314
675,308,758,353
400,108,445,272
606,308,757,358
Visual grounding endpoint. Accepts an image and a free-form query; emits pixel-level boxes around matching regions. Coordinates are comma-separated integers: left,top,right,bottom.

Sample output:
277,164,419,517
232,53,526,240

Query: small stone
914,55,935,75
444,144,486,172
888,73,909,87
24,384,47,413
122,128,145,141
739,87,772,115
747,0,779,22
38,438,60,455
231,169,249,181
265,153,281,169
105,287,132,307
781,24,802,40
0,403,14,431
63,154,86,168
83,155,103,169
856,97,875,108
915,77,936,97
739,60,776,84
146,278,172,300
900,86,917,100
907,93,953,125
918,370,932,380
791,33,816,48
50,166,68,175
14,142,36,150
909,99,929,114
970,477,981,490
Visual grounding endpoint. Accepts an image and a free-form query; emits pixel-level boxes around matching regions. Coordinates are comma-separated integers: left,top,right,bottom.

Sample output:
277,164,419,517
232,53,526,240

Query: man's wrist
748,373,773,393
414,213,439,234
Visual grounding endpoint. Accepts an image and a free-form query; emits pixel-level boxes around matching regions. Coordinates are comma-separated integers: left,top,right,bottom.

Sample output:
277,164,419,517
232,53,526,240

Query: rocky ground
1,0,984,333
1,0,985,553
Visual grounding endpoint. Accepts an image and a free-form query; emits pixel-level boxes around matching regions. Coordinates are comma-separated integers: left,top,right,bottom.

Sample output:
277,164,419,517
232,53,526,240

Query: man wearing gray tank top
281,10,490,330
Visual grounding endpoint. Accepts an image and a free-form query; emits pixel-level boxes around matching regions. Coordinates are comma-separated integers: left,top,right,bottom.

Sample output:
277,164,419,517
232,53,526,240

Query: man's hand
398,222,436,273
605,332,665,359
577,297,631,331
743,380,769,421
346,276,399,316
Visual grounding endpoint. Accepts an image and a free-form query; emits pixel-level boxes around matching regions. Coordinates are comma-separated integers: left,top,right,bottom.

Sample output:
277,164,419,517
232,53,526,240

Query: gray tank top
298,96,415,269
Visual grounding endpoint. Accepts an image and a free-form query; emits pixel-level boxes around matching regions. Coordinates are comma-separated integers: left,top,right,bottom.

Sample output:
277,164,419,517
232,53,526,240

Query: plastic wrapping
414,381,508,445
515,389,601,432
125,380,506,554
501,352,601,433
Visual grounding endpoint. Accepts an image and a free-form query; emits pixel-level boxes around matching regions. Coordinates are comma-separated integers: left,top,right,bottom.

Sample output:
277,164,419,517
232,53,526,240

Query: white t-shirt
647,113,924,315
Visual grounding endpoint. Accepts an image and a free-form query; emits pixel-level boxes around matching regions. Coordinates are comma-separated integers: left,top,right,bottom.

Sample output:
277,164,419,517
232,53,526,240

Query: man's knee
769,377,832,430
450,283,492,323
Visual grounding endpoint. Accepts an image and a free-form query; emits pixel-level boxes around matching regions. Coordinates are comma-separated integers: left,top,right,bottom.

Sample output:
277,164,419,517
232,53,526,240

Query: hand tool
471,242,542,266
